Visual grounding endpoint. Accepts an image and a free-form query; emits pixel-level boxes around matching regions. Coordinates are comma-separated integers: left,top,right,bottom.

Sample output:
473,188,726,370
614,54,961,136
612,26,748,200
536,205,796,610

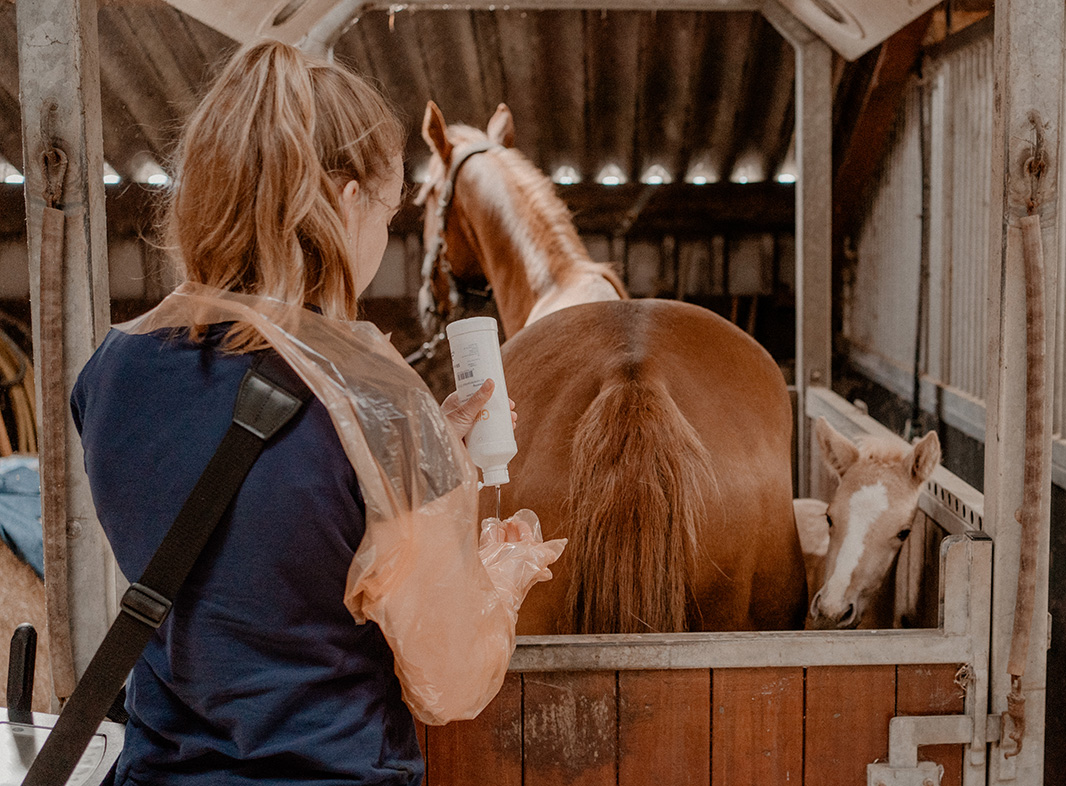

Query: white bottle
446,317,517,486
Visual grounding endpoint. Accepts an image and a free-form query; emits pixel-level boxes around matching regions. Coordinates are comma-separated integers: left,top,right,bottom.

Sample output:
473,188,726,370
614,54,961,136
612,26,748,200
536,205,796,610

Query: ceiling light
103,162,121,185
596,163,626,186
684,162,717,185
552,165,581,185
640,164,672,185
776,173,797,184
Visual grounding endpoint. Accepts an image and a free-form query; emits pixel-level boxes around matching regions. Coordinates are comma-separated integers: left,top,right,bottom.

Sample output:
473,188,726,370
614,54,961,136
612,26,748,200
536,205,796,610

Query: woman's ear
340,179,361,230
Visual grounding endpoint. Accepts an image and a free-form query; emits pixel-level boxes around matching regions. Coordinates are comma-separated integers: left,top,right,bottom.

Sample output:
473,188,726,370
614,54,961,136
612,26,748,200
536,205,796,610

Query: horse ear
422,100,453,162
815,417,859,477
907,430,941,484
486,103,515,148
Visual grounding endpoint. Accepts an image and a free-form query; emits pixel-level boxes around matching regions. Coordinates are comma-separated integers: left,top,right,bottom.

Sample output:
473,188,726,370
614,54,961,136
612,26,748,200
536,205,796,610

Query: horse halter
411,141,499,364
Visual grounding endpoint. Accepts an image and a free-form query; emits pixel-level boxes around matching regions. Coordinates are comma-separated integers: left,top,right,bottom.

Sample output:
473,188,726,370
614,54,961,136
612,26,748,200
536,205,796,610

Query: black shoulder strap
22,351,312,786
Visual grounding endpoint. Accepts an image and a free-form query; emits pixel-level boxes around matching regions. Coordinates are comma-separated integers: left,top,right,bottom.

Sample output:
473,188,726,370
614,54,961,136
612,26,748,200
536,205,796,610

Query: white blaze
820,481,889,611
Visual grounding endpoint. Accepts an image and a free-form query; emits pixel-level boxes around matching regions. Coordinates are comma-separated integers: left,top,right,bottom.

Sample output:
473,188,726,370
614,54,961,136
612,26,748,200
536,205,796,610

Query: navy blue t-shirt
71,326,423,785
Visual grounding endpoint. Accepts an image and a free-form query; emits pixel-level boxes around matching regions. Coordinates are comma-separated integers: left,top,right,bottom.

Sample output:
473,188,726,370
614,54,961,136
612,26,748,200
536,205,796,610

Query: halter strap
420,141,499,281
415,142,500,351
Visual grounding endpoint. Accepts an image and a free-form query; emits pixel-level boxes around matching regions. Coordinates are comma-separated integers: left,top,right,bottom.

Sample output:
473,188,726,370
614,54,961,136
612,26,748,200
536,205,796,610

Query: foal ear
815,417,859,477
907,430,941,484
486,103,515,148
422,100,453,162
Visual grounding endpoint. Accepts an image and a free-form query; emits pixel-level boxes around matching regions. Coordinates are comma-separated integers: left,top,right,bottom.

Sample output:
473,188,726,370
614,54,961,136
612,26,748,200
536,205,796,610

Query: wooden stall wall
417,663,964,786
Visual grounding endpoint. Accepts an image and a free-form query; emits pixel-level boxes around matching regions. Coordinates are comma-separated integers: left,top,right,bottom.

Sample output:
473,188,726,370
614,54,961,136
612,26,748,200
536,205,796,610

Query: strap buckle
121,582,172,628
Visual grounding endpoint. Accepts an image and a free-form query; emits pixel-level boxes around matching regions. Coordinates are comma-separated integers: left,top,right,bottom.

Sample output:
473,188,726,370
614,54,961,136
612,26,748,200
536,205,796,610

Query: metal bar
510,630,973,672
793,34,832,498
984,0,1062,780
17,0,116,694
509,535,987,672
889,715,976,769
805,386,985,536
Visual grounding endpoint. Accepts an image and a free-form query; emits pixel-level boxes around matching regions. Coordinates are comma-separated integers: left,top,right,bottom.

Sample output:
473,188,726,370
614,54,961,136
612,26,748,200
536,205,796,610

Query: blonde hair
164,40,404,349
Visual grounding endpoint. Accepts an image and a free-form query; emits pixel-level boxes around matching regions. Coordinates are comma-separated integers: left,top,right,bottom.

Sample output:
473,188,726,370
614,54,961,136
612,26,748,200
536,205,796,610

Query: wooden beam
984,0,1062,781
17,0,117,696
391,181,796,237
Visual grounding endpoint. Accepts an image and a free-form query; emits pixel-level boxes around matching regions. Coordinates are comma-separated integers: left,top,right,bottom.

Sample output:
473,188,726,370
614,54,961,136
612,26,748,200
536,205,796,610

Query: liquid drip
495,485,501,520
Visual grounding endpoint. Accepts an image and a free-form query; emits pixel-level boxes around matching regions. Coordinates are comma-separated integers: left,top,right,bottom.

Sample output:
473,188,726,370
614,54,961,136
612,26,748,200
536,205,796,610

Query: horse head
415,100,514,337
807,417,941,630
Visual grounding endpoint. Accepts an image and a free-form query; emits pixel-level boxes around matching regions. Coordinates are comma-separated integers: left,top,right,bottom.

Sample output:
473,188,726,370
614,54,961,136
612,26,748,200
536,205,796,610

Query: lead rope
1003,111,1051,759
38,147,78,704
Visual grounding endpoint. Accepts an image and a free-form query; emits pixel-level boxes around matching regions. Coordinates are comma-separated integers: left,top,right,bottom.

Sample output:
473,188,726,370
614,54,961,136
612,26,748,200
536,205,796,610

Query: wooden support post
984,0,1063,782
791,24,833,497
17,0,117,699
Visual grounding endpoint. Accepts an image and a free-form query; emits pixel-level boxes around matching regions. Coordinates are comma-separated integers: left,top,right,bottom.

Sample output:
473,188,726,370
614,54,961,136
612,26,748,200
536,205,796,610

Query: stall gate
417,389,993,786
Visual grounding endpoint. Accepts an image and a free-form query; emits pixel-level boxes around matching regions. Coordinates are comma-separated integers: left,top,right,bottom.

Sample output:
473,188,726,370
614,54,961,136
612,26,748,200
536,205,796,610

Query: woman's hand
441,379,518,441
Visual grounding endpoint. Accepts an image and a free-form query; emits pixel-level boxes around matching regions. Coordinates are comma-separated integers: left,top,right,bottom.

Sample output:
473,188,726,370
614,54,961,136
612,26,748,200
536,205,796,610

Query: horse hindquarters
564,377,716,634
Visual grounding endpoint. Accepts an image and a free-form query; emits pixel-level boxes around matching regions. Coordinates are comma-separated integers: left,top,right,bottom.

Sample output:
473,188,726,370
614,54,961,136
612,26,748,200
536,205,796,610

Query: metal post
792,29,833,497
984,0,1063,782
17,0,117,700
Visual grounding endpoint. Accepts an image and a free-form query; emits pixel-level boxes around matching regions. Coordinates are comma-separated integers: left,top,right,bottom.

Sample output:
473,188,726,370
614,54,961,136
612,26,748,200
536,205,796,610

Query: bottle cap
446,316,500,339
481,466,510,486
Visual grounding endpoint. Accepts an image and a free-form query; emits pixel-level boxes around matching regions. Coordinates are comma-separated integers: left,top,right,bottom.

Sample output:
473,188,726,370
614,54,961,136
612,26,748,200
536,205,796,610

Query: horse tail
564,377,718,634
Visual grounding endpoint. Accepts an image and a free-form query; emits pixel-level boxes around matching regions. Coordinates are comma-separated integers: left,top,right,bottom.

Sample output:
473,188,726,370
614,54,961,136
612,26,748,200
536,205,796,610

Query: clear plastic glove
478,509,567,622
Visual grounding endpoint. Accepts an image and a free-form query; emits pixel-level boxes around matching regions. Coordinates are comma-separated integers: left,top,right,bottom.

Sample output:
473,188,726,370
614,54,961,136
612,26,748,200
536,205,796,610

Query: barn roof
0,0,991,236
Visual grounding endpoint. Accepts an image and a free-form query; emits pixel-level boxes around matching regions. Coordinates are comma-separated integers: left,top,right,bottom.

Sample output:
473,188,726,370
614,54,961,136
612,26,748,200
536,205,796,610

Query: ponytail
164,40,404,349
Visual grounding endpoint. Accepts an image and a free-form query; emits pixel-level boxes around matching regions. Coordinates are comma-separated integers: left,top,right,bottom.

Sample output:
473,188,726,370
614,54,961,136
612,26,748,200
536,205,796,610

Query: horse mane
445,124,626,295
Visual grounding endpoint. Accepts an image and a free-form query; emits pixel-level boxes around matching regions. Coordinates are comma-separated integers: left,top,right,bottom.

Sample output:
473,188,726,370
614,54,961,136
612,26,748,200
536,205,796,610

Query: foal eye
896,529,911,542
825,514,833,529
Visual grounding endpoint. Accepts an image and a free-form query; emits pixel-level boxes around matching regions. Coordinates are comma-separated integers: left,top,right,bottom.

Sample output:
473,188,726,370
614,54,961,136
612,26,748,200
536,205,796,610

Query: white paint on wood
984,0,1062,780
17,0,120,694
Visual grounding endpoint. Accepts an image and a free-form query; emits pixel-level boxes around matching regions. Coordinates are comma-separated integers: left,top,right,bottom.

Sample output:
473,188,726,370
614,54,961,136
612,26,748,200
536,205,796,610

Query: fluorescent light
776,172,797,184
4,173,24,185
147,173,170,186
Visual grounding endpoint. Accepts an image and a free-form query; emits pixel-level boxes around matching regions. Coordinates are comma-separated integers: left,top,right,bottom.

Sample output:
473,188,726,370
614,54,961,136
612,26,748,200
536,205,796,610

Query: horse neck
458,160,597,337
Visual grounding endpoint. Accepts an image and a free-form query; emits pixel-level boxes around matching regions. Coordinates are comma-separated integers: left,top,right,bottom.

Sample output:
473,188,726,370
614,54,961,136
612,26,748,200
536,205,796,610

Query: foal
801,417,941,630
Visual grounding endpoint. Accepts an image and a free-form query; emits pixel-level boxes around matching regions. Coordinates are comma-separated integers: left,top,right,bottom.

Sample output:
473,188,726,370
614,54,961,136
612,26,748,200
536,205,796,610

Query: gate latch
867,713,1002,786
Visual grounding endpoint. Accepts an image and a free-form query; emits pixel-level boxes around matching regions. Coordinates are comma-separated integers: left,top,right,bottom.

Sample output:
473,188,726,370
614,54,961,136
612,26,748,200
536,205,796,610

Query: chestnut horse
417,101,807,635
803,417,941,630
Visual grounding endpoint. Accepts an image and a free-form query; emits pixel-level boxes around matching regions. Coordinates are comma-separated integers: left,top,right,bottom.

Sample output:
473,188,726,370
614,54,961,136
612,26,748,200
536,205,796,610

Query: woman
71,40,561,785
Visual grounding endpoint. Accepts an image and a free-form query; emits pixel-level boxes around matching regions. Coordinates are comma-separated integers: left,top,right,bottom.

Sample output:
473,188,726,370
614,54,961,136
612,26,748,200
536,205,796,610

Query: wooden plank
415,720,428,784
17,0,116,693
985,0,1062,781
523,671,617,786
804,665,896,785
425,672,521,786
711,667,803,785
896,664,966,786
618,670,709,786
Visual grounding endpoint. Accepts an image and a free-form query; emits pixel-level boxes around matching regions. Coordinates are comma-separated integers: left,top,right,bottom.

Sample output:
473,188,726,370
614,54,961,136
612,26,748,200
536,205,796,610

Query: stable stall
7,0,1060,784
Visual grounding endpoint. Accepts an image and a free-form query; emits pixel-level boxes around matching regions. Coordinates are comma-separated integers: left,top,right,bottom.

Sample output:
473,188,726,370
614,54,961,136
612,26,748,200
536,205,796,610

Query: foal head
808,417,941,630
415,100,515,335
